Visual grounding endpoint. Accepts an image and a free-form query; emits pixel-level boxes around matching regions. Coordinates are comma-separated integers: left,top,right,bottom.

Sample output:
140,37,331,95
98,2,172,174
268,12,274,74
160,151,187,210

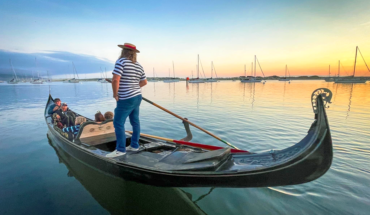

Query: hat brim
118,45,140,53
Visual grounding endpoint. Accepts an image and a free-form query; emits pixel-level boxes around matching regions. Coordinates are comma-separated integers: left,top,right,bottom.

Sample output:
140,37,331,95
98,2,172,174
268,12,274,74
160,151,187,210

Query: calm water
0,81,369,214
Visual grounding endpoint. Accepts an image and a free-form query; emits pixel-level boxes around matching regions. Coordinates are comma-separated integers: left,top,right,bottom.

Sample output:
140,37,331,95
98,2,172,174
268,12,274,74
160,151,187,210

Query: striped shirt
112,58,146,100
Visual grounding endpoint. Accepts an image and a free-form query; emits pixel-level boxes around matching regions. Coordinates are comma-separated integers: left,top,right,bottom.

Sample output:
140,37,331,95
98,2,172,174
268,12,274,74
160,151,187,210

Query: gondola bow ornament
311,88,332,114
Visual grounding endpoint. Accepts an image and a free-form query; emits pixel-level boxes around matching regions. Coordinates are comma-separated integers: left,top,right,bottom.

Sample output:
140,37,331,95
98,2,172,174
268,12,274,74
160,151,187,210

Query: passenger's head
61,103,68,111
104,111,114,120
95,112,106,122
54,98,61,106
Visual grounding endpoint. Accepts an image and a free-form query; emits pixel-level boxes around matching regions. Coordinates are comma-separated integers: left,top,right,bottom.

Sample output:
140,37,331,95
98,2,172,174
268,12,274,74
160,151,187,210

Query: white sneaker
127,146,140,151
106,150,126,157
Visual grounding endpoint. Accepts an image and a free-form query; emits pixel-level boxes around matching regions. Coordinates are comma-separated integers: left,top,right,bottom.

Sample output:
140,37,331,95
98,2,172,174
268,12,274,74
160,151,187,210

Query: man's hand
53,106,59,111
114,95,119,101
139,79,148,87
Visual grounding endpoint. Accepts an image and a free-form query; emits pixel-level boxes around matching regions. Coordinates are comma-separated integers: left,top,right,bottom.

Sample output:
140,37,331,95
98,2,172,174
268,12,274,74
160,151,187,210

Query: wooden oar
106,78,239,150
126,131,248,154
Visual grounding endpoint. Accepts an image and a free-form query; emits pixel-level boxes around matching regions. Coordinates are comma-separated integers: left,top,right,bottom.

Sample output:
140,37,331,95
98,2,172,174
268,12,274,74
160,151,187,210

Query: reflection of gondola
47,136,205,215
44,88,333,187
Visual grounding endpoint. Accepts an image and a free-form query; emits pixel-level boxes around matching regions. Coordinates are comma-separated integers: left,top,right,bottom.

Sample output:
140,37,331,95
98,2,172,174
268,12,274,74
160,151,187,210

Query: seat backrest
77,120,115,140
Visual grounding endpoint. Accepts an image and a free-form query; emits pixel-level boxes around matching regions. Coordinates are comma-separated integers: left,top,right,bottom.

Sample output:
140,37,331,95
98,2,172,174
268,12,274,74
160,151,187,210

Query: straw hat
117,43,140,53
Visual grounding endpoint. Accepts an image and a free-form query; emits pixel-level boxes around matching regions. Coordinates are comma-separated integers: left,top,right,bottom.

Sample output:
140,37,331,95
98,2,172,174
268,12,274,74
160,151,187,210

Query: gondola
45,88,333,187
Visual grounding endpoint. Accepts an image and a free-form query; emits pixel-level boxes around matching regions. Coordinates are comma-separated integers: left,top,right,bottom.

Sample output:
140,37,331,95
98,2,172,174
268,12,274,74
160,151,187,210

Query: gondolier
106,43,147,158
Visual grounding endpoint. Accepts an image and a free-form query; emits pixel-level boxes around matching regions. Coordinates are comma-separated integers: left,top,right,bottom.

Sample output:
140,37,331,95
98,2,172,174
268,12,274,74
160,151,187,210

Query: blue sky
1,0,370,78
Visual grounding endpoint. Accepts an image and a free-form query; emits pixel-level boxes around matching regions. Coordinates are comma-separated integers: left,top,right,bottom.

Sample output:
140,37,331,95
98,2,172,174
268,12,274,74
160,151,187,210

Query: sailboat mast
211,61,213,78
338,60,340,77
329,65,330,77
35,57,39,78
71,62,79,79
353,46,358,77
213,63,218,78
10,59,18,80
254,55,256,77
198,54,199,78
251,63,252,76
285,65,287,78
173,61,175,78
244,64,246,76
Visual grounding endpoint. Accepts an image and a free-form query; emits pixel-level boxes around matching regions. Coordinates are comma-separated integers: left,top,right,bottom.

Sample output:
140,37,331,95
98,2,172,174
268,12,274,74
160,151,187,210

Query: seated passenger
104,111,114,120
63,117,86,135
53,114,64,129
95,111,106,123
55,103,76,127
48,98,61,115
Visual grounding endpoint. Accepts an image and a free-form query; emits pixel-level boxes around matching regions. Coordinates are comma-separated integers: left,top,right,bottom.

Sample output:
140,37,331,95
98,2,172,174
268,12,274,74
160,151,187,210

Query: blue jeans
114,95,142,152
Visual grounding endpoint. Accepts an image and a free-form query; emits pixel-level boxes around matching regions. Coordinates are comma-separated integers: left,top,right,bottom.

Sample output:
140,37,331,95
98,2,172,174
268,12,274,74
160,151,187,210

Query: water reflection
47,134,206,215
346,83,354,119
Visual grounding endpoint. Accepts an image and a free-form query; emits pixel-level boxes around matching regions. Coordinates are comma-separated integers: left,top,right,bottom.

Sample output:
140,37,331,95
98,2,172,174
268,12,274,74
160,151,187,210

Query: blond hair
119,49,137,63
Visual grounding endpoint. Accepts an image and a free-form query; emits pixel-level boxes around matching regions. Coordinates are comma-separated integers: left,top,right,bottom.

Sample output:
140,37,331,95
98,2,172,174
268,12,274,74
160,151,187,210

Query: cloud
360,21,370,26
0,49,113,77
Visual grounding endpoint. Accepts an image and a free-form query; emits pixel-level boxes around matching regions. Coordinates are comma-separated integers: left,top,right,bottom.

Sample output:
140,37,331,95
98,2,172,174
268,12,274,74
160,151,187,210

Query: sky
0,0,370,78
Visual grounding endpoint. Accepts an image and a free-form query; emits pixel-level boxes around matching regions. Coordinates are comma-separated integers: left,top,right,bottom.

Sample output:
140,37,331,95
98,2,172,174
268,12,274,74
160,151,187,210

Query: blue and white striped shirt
112,58,146,100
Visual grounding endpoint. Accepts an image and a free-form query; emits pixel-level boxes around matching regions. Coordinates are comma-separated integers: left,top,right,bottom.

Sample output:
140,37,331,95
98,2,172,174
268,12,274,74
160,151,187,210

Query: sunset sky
0,0,370,78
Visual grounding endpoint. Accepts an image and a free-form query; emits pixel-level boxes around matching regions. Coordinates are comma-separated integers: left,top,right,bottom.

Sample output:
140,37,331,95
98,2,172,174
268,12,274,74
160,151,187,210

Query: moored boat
324,65,334,82
205,62,218,82
8,59,20,84
45,88,333,187
279,65,291,82
163,62,180,83
31,79,44,84
335,46,369,83
240,56,265,83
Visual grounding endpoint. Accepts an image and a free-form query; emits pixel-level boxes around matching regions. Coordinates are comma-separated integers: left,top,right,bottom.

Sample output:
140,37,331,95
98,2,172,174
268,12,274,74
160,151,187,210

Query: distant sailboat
7,59,20,84
335,46,368,83
279,65,291,82
64,62,80,83
150,68,159,82
205,61,218,82
189,55,205,83
324,65,334,82
31,58,44,84
163,62,180,83
46,71,52,82
240,55,264,83
99,67,109,83
97,67,104,82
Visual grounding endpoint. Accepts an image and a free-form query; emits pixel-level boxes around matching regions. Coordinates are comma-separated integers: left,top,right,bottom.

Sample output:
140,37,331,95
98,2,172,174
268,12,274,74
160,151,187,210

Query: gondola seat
77,120,116,145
